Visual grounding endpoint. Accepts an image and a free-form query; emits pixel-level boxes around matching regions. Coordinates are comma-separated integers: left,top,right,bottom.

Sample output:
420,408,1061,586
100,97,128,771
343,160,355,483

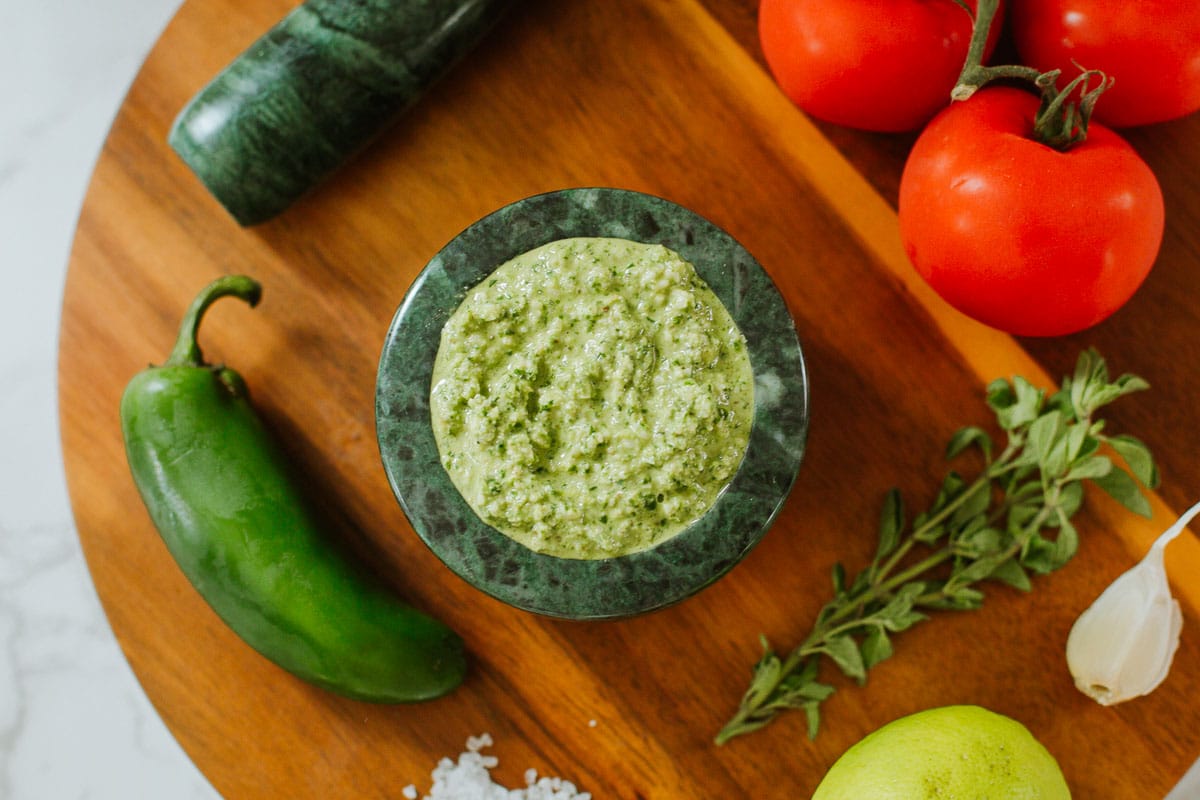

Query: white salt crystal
407,734,591,800
466,733,494,752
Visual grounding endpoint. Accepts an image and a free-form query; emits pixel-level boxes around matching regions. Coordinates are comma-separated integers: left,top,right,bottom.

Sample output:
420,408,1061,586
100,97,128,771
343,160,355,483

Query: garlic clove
1066,545,1181,705
1066,499,1200,706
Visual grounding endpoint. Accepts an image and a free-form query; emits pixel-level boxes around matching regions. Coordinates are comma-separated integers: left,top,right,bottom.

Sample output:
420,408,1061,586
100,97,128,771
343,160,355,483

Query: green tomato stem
1031,69,1112,149
951,0,1110,151
953,0,1040,101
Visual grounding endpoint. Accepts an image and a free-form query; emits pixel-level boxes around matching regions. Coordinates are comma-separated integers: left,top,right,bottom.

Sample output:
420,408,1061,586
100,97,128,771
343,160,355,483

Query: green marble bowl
376,188,808,619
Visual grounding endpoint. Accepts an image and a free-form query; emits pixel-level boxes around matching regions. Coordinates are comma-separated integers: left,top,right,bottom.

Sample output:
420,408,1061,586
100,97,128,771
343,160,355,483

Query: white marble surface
3,1,1200,798
0,0,218,797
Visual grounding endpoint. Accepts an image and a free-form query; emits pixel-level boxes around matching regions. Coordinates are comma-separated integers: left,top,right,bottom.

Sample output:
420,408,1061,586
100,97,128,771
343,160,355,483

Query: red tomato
758,0,1002,132
898,87,1164,337
1010,0,1200,127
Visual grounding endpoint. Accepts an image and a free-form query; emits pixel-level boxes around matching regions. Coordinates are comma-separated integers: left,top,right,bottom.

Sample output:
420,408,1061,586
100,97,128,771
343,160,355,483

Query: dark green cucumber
169,0,512,225
120,275,466,702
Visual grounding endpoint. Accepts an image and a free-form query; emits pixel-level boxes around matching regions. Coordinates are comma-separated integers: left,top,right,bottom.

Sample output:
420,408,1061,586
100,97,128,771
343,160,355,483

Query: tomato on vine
898,0,1164,337
758,0,1004,132
899,88,1163,336
1010,0,1200,128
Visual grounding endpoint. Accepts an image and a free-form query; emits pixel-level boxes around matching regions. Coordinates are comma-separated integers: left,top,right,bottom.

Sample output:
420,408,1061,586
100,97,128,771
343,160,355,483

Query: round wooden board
59,0,1200,797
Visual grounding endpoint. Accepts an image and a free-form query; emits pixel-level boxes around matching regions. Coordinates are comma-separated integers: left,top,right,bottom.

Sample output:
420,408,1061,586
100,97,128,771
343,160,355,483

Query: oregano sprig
715,350,1157,745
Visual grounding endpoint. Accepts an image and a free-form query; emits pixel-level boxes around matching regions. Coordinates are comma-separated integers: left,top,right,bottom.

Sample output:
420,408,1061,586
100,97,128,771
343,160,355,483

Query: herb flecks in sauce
431,237,753,559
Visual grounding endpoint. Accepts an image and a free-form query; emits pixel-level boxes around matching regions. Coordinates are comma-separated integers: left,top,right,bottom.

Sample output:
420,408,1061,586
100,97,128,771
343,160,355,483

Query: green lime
812,705,1071,799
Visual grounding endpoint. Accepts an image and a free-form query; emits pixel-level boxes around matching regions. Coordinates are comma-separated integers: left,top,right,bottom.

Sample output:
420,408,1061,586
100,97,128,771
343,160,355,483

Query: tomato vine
952,0,1111,150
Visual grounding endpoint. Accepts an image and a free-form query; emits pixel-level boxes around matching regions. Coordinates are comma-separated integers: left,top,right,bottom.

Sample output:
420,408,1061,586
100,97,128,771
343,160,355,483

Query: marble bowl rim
375,186,809,620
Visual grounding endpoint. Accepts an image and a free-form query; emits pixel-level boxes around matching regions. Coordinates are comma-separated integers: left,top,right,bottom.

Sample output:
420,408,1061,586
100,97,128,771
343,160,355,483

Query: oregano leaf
989,557,1032,591
947,552,1009,589
947,586,985,609
823,636,866,682
954,525,1004,559
718,351,1155,744
831,562,847,595
1106,434,1159,488
804,703,821,740
1092,467,1152,518
1009,376,1045,428
881,609,927,632
1026,410,1065,465
861,626,893,669
951,482,992,528
875,584,927,631
1063,454,1112,482
875,489,904,565
1056,481,1084,521
797,681,835,702
1112,373,1150,400
946,425,993,462
1020,534,1058,575
1083,384,1123,414
935,472,967,508
1051,507,1080,567
745,648,782,708
986,376,1014,406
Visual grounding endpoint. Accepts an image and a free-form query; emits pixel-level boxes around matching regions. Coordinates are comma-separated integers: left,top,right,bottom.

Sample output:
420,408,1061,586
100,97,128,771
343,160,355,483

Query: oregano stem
735,441,1028,733
875,550,955,600
875,483,981,579
716,351,1154,745
731,486,1057,739
875,439,1020,582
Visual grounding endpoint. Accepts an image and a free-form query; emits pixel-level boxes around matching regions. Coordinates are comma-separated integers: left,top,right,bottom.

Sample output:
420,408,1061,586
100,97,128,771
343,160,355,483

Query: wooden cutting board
59,0,1200,796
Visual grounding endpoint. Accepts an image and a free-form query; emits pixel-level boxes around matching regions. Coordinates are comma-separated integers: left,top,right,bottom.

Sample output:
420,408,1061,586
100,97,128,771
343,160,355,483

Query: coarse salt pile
402,733,592,800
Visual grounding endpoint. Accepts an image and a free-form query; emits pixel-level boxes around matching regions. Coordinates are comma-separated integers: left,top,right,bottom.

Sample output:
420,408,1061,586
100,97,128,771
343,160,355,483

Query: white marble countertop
3,1,1199,798
1,0,217,796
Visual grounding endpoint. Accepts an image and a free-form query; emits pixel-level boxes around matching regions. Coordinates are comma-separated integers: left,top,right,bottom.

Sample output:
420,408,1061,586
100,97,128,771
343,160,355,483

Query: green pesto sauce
430,237,754,559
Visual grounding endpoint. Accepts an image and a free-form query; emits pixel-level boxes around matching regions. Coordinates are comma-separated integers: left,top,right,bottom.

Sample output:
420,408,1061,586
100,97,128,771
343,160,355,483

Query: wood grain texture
59,0,1200,797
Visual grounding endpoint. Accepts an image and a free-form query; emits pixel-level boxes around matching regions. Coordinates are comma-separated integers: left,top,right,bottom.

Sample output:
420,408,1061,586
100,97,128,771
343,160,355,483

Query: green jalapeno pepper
120,275,465,702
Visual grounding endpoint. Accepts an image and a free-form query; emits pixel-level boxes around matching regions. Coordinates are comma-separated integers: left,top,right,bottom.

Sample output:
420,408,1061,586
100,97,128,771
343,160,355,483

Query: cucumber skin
169,0,512,225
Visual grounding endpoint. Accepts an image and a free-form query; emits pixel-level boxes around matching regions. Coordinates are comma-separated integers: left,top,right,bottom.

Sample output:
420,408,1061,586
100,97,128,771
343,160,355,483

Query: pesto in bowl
376,188,807,619
430,237,754,560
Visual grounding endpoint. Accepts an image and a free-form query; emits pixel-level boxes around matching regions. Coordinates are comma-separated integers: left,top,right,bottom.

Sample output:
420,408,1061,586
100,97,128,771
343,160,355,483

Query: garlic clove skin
1066,544,1181,705
1066,499,1199,706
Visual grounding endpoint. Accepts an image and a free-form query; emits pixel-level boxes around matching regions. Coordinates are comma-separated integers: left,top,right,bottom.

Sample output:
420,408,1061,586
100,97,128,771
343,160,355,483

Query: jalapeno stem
165,275,262,368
